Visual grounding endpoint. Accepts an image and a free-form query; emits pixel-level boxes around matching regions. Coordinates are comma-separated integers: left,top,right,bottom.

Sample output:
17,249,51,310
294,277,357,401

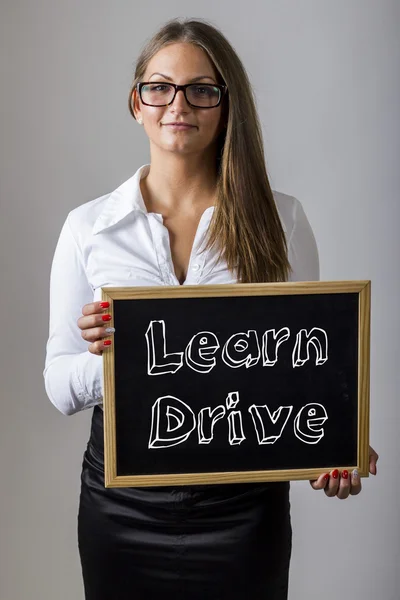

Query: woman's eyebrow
148,72,216,83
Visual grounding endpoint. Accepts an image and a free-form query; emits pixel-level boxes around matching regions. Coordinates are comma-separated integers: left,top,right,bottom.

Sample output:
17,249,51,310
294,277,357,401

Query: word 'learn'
145,320,329,375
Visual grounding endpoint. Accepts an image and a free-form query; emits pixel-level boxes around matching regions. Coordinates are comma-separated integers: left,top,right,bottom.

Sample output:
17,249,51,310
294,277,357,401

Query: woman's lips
163,123,195,130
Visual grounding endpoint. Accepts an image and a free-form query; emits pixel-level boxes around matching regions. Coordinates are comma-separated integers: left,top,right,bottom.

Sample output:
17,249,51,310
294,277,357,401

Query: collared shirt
43,164,320,416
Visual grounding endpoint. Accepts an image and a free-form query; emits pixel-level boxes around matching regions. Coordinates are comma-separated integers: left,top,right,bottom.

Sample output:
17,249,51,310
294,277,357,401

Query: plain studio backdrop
1,1,399,598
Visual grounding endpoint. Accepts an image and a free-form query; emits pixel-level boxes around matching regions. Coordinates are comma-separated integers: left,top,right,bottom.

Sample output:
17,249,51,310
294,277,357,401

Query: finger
81,301,110,316
77,311,113,332
310,473,329,490
88,338,113,356
369,445,379,460
369,446,379,475
336,469,351,500
350,469,362,495
81,325,115,343
324,469,340,497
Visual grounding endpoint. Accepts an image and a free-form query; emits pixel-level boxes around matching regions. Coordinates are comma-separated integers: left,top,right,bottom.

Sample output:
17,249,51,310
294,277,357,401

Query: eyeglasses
137,82,227,108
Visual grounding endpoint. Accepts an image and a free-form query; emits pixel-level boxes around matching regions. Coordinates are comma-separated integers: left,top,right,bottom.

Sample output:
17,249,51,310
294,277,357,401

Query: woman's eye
143,84,171,93
195,87,210,95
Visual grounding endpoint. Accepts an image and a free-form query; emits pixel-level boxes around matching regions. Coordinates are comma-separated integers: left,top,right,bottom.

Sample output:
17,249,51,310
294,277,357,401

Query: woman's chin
157,140,198,154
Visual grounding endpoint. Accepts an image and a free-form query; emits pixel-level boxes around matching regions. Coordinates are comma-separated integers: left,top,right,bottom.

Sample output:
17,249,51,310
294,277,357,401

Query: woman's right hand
77,301,115,355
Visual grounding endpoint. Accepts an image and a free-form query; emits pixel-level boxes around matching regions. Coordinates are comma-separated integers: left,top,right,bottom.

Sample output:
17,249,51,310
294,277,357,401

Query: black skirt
77,406,292,600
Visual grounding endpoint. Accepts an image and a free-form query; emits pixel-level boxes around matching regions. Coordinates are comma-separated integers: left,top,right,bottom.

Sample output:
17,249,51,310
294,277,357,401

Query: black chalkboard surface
101,281,370,488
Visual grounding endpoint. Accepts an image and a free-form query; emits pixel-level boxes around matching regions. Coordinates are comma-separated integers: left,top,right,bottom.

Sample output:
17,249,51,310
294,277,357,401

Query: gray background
1,1,399,598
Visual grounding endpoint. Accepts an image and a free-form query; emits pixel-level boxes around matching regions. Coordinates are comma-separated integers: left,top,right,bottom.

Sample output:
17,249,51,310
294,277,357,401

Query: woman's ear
131,88,141,121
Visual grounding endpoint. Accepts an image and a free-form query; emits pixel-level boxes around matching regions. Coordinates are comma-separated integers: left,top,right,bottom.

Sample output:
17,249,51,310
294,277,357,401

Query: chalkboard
101,281,370,488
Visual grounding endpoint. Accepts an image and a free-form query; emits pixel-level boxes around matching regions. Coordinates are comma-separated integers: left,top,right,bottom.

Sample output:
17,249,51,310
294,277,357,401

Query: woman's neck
141,150,218,215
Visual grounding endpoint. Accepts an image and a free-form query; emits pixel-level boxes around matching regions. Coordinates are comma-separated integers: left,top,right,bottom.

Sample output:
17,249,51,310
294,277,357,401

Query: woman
44,17,378,600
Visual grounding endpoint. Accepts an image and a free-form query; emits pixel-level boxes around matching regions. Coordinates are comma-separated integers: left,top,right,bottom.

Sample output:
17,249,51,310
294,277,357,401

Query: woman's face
133,42,225,157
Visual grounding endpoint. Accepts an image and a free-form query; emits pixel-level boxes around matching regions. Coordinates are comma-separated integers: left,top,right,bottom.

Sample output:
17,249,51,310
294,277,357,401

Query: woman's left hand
309,445,379,499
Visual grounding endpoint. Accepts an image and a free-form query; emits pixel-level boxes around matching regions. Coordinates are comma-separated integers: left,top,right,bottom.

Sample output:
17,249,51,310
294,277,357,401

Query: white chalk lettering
185,331,220,373
226,392,246,445
226,391,240,409
248,404,293,444
149,396,328,448
145,322,330,372
292,328,328,368
227,412,246,445
221,330,260,368
293,403,328,444
197,405,226,444
262,328,290,366
148,396,195,448
145,320,183,376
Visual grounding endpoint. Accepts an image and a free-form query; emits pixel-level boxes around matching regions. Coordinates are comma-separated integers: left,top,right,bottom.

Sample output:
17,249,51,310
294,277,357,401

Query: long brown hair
128,18,291,283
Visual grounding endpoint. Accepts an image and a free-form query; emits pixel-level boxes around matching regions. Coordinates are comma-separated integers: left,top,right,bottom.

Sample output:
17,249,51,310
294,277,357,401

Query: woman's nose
171,88,190,109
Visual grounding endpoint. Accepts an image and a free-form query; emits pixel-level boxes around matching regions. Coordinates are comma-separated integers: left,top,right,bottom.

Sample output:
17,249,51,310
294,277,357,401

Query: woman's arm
287,198,380,496
287,198,320,283
43,215,103,416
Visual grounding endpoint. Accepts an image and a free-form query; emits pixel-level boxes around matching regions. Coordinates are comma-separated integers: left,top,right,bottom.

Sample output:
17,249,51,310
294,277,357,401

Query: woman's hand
309,445,379,499
77,301,115,355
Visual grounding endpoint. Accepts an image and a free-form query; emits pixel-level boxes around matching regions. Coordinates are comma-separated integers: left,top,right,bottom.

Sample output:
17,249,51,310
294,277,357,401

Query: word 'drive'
149,392,328,449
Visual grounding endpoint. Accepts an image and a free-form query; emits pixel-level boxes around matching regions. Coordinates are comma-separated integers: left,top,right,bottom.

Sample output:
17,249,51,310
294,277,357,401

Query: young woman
44,17,378,600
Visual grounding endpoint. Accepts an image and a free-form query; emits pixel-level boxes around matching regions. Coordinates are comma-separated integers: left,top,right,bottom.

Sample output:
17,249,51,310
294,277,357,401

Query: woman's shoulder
271,189,302,236
65,166,146,241
66,192,112,235
272,190,319,281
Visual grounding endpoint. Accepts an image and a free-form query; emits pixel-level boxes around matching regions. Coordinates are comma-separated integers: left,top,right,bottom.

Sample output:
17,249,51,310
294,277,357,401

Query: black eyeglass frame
136,81,228,108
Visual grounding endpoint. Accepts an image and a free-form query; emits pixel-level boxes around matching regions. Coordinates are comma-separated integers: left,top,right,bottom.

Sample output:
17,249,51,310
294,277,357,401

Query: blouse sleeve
287,198,320,282
43,215,103,416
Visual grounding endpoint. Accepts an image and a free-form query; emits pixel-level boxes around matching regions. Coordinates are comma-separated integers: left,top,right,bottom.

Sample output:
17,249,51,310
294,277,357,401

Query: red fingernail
102,314,112,322
103,340,112,346
332,469,339,479
100,301,110,308
323,474,329,481
342,470,349,479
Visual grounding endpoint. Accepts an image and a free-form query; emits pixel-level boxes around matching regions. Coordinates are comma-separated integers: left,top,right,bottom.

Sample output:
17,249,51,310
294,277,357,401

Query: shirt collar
92,164,150,235
93,163,287,235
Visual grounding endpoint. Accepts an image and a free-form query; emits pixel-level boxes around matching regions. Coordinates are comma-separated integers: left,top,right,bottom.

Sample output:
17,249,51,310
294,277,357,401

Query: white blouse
43,164,320,416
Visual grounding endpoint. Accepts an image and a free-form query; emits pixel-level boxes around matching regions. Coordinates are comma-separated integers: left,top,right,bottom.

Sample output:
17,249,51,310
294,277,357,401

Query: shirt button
192,263,200,272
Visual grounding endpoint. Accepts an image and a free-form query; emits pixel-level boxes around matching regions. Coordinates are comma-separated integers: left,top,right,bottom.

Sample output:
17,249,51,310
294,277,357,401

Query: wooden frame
102,280,370,488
